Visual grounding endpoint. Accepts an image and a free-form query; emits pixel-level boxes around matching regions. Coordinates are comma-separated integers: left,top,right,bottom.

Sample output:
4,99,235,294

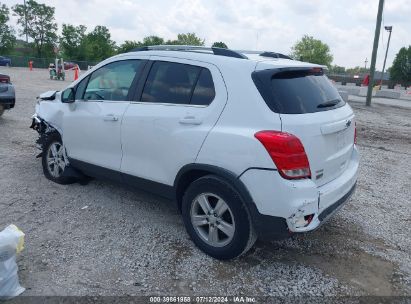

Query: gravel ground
0,67,410,297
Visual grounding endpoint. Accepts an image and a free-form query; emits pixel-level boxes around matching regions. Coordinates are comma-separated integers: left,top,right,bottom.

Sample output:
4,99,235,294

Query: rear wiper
317,99,341,108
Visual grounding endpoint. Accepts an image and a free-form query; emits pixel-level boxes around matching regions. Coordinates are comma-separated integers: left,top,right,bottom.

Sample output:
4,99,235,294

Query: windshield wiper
317,99,341,108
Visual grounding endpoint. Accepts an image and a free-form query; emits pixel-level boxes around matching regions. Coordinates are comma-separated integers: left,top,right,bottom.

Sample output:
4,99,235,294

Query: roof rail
129,45,248,59
235,50,293,60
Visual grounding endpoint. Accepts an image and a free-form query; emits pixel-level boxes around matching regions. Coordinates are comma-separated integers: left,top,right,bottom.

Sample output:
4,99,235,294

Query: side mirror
61,88,75,103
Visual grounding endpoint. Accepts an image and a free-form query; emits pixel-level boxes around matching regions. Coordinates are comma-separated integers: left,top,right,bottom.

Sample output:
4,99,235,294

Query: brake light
255,131,311,179
0,76,10,84
310,67,323,75
354,122,357,145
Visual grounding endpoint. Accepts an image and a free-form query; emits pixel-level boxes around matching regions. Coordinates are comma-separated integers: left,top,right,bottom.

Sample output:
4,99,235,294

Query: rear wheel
41,133,76,184
0,105,4,116
182,175,256,260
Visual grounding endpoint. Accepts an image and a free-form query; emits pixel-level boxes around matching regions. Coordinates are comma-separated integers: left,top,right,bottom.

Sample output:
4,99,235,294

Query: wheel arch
174,164,255,214
174,164,290,241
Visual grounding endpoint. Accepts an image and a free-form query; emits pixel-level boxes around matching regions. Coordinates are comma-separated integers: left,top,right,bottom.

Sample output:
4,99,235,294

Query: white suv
31,46,358,260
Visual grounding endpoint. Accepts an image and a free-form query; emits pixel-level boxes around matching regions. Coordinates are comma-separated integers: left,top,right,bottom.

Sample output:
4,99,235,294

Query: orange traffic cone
74,65,79,81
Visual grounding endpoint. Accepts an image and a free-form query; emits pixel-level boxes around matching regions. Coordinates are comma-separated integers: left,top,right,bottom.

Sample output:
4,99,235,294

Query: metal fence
3,55,97,71
327,74,411,89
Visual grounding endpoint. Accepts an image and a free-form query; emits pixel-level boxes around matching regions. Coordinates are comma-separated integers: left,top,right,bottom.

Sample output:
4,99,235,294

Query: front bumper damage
30,113,86,181
30,114,56,157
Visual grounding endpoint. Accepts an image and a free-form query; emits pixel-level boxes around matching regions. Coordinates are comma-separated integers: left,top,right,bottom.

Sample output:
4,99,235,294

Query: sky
3,0,411,69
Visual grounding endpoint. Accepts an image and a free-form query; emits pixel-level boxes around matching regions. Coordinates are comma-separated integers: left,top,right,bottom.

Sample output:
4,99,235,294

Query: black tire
41,132,76,184
0,105,4,116
182,175,257,260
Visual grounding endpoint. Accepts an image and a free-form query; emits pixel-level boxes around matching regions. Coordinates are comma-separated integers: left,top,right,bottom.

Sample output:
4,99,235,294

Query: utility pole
364,58,368,69
380,26,392,88
23,0,28,43
366,0,384,106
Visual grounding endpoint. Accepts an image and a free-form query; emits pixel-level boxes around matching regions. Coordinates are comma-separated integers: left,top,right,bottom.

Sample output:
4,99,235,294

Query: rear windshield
252,68,345,114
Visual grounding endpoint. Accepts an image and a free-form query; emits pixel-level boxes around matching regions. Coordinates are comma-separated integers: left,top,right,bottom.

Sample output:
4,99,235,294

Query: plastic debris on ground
0,224,25,299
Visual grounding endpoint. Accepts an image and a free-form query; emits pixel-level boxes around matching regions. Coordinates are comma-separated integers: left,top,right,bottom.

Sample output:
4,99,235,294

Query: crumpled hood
34,91,64,133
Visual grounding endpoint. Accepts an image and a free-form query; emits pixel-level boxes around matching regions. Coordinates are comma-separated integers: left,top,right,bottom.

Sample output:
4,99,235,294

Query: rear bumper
0,97,15,109
0,85,16,108
240,146,359,238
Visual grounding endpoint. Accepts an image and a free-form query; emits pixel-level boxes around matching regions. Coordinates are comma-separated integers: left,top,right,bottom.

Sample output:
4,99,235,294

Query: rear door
63,59,146,174
121,57,227,186
253,66,355,187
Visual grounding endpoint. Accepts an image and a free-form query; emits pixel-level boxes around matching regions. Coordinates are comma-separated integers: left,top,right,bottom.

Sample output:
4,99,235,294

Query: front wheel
182,175,256,260
41,133,76,184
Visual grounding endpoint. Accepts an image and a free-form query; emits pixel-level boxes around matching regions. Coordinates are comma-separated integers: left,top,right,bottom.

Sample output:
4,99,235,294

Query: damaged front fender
30,114,58,157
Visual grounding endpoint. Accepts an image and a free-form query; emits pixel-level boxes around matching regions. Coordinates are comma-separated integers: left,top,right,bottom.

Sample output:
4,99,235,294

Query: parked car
0,74,15,116
31,46,358,260
0,56,12,67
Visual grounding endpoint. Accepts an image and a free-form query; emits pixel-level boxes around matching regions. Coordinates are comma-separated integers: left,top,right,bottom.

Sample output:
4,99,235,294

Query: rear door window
252,68,345,114
142,61,201,104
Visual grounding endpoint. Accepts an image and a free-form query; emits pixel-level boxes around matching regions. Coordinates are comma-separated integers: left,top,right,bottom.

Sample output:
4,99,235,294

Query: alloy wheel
190,193,236,247
46,142,66,178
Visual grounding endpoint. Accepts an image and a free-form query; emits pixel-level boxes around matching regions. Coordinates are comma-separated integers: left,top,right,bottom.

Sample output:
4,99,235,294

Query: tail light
354,122,357,145
255,131,311,180
0,75,10,84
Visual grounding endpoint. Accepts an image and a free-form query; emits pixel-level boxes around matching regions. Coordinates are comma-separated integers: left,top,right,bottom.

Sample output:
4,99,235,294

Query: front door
63,59,145,173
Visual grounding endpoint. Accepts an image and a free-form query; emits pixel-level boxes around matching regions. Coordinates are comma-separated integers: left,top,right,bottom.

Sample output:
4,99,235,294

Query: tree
141,35,164,46
117,36,165,54
0,2,16,54
167,33,204,46
291,35,333,67
345,66,369,75
118,40,140,53
212,41,228,49
60,24,87,60
12,0,58,57
329,65,346,74
117,33,205,55
82,25,116,61
389,46,411,83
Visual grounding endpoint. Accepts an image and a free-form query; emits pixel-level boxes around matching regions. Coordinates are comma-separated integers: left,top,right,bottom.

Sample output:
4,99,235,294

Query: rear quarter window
252,68,345,114
191,69,215,106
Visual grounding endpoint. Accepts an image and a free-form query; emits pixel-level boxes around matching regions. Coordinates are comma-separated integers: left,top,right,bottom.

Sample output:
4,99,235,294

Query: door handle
103,114,119,121
179,116,202,125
